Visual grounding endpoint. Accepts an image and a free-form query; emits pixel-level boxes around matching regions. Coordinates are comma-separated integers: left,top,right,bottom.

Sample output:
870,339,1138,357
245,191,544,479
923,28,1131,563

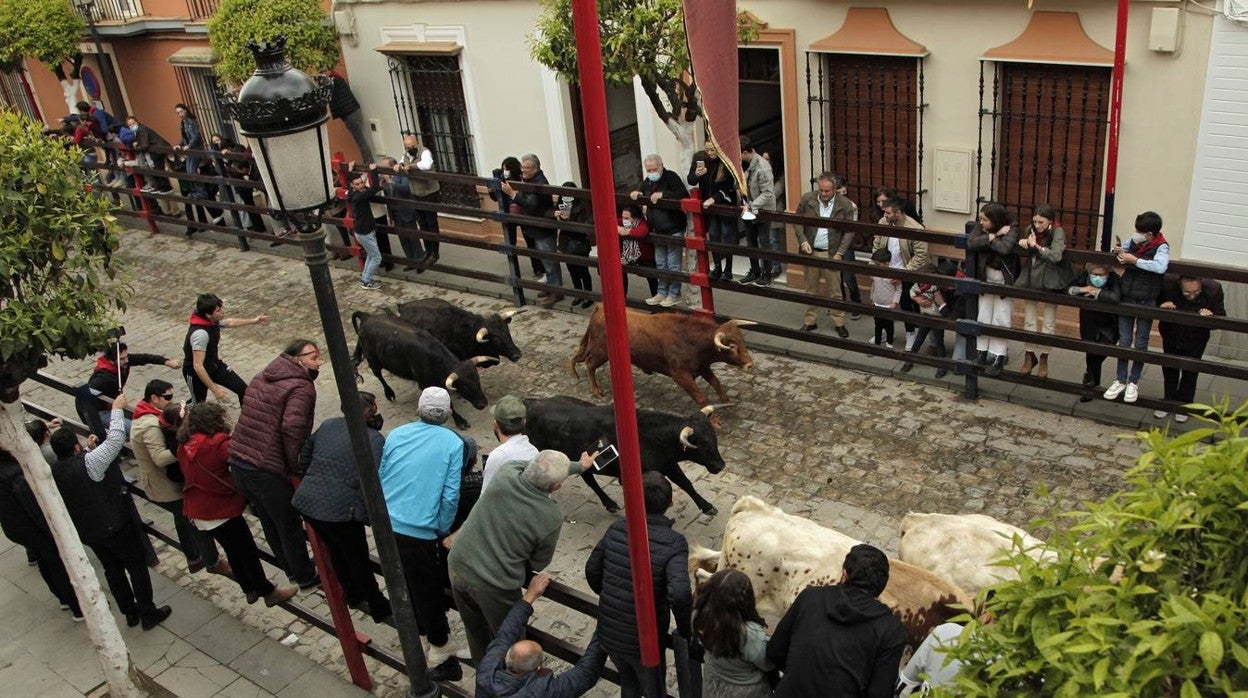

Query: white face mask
561,196,574,206
503,169,512,179
645,171,661,182
623,219,635,229
1131,232,1148,245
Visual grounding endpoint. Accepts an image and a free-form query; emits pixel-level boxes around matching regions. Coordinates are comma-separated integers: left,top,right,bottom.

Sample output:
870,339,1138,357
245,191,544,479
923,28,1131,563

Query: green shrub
0,110,125,400
206,0,338,87
0,0,85,69
938,406,1248,697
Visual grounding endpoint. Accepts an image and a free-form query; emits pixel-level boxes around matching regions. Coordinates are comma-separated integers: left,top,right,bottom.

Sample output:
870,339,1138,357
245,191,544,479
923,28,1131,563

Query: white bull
689,496,973,651
898,512,1053,595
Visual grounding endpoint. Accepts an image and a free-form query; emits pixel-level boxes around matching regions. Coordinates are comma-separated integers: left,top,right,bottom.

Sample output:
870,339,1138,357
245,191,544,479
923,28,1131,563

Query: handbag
621,238,642,265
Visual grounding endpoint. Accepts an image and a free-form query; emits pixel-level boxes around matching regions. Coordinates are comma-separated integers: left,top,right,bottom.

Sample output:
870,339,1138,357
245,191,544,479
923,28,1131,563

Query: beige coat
873,215,933,272
132,412,182,503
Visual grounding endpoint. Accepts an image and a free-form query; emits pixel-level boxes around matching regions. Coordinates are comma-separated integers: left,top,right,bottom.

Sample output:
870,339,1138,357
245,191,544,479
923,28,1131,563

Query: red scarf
1131,232,1168,258
189,312,216,327
132,400,163,420
95,354,119,373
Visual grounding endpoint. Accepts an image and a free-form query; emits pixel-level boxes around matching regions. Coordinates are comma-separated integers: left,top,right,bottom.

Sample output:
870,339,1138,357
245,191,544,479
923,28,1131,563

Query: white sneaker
426,642,461,666
1153,410,1168,419
1174,413,1189,423
904,331,917,351
645,294,664,306
1103,381,1127,400
532,273,547,283
1124,383,1139,403
659,295,680,308
868,337,878,345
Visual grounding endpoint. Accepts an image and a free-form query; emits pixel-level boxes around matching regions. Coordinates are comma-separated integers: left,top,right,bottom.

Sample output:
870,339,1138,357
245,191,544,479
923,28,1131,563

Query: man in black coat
1157,275,1226,421
766,543,906,698
1067,262,1122,401
0,449,81,620
502,154,562,305
630,155,689,307
585,472,691,698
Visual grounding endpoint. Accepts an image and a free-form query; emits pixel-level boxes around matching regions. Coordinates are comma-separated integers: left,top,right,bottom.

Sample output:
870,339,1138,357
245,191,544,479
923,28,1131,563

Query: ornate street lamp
226,36,439,698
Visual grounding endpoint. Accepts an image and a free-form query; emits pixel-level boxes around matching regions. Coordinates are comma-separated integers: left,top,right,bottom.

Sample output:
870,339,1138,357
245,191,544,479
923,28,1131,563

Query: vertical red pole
681,197,716,316
304,522,374,690
571,0,661,671
1099,0,1129,251
334,156,363,266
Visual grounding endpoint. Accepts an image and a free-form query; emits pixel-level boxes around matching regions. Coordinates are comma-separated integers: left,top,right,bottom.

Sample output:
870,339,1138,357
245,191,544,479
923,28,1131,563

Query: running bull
396,297,523,363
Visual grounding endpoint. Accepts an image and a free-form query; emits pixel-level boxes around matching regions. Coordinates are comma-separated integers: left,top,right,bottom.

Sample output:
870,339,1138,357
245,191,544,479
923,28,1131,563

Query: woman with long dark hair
687,139,738,280
966,202,1021,376
178,402,298,607
1015,203,1074,377
694,568,774,697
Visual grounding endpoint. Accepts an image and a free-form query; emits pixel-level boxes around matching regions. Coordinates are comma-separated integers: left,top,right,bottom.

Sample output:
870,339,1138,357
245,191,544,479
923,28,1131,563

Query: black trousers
899,281,918,333
395,533,450,646
152,498,218,568
874,316,896,345
29,535,79,615
568,260,593,291
203,516,274,597
306,517,389,620
414,193,441,257
229,464,316,585
88,520,154,615
185,367,247,405
609,650,667,698
1161,335,1208,404
908,325,947,357
742,219,768,275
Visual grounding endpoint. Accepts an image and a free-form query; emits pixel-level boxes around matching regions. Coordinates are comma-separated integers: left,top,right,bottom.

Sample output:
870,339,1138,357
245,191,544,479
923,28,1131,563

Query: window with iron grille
0,69,41,121
387,54,478,208
977,62,1111,249
173,65,236,143
806,53,925,217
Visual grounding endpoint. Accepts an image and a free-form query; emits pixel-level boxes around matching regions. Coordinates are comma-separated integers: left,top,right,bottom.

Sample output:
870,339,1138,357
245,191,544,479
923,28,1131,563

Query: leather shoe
141,606,172,630
125,611,140,628
428,657,462,682
900,362,914,373
935,368,948,379
800,323,817,332
835,326,850,339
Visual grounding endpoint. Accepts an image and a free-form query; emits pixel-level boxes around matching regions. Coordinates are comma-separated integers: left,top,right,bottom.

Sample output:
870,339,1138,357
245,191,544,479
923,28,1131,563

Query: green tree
0,0,84,71
207,0,339,87
937,406,1248,697
531,0,758,168
0,111,147,696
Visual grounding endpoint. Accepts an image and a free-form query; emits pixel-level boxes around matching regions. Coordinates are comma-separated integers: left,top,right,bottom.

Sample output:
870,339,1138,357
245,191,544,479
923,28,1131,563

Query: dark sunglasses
161,393,174,400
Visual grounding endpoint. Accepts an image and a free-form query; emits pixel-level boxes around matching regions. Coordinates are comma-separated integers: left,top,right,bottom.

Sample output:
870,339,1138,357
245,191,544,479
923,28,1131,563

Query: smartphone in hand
593,444,621,471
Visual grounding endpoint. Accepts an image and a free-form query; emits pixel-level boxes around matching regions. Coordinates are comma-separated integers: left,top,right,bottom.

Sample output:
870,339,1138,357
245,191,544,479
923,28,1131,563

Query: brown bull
570,305,756,410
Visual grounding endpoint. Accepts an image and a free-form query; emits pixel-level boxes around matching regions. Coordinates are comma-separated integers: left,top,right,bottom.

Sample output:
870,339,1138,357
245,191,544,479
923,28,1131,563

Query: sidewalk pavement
0,537,370,698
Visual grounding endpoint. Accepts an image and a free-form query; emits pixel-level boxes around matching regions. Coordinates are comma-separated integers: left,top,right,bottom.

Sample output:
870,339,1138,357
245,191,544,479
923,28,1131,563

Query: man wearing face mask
1067,262,1121,401
502,154,561,303
293,391,392,623
1104,211,1170,403
229,340,324,590
1156,275,1226,422
630,154,690,307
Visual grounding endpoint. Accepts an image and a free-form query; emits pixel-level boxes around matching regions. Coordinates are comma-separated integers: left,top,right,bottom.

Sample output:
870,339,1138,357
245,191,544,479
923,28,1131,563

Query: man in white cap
378,386,466,681
481,395,538,491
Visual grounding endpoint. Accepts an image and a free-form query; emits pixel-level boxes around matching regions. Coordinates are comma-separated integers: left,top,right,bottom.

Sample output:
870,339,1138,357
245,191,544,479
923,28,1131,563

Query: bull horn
476,327,489,343
679,426,695,450
725,319,758,328
498,308,524,320
470,355,497,367
445,373,458,390
700,403,733,415
713,330,732,351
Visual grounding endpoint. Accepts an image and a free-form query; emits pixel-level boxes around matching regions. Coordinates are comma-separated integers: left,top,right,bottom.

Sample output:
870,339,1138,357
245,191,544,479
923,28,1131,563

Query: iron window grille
82,0,144,22
387,54,479,208
976,61,1111,249
805,52,926,218
185,0,219,21
0,69,41,121
174,65,237,143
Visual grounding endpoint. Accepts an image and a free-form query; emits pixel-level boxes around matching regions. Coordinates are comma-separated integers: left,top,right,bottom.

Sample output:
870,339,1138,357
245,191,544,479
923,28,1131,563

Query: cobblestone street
25,232,1149,695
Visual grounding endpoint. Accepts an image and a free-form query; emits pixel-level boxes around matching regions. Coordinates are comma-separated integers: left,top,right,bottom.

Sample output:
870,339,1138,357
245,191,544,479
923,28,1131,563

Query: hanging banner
682,0,747,196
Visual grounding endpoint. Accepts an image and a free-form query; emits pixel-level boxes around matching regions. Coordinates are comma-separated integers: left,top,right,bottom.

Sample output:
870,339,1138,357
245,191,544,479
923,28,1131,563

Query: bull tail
350,311,369,334
569,304,604,377
687,543,722,580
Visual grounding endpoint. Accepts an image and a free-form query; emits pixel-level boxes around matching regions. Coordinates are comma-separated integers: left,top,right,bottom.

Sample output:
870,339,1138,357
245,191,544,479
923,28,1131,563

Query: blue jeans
654,238,683,297
533,231,561,287
1116,300,1155,384
357,231,382,284
841,247,862,303
766,224,784,276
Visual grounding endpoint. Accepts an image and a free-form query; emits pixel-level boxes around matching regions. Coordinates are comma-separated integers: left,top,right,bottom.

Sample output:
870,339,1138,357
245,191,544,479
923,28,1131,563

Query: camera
105,326,127,342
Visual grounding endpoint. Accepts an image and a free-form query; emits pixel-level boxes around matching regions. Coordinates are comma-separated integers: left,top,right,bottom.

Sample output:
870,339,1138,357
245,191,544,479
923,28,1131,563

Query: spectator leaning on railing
1155,274,1225,422
1104,211,1170,404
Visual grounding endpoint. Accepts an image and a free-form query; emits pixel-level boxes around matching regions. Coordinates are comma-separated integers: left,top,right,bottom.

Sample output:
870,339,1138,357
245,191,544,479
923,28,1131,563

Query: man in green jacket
796,172,856,337
446,449,592,664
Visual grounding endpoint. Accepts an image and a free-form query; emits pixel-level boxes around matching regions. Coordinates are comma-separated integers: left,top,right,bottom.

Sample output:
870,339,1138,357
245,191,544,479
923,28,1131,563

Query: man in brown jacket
873,198,933,350
228,340,323,589
796,173,856,337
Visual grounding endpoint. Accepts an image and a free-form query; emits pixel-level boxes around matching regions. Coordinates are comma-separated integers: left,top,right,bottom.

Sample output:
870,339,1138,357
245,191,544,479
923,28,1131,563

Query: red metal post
332,155,363,265
681,197,716,316
571,0,662,670
124,155,161,236
304,521,373,690
1099,0,1129,251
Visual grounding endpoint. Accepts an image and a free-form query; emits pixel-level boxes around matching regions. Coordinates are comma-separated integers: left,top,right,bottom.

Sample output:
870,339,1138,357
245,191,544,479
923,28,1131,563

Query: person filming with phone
446,448,595,664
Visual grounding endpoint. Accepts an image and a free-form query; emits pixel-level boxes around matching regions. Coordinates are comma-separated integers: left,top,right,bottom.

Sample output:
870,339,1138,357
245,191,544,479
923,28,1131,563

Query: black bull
396,298,523,363
523,396,726,515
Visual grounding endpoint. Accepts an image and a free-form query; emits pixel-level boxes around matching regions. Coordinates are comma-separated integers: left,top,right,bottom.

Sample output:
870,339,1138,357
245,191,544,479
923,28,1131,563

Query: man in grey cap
482,395,538,491
446,448,594,664
378,386,467,681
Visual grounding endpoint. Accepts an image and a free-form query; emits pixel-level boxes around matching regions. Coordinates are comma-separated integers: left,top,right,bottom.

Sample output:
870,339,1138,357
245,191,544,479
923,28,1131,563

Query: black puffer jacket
585,514,692,658
0,453,52,547
292,417,384,523
229,353,316,477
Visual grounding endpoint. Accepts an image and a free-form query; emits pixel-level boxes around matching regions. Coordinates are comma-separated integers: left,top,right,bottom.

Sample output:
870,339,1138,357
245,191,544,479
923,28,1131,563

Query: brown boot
1021,351,1037,375
264,585,298,607
1037,353,1049,378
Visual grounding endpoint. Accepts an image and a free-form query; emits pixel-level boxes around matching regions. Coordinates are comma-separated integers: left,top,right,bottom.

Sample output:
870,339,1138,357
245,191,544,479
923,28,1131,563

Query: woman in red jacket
178,402,297,606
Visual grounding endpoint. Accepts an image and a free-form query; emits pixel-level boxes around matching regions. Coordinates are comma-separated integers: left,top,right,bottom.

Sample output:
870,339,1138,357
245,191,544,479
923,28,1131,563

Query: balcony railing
186,0,218,21
79,0,144,22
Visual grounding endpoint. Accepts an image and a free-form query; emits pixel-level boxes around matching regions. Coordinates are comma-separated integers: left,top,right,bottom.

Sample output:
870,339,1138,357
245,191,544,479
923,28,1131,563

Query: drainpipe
1100,0,1130,251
